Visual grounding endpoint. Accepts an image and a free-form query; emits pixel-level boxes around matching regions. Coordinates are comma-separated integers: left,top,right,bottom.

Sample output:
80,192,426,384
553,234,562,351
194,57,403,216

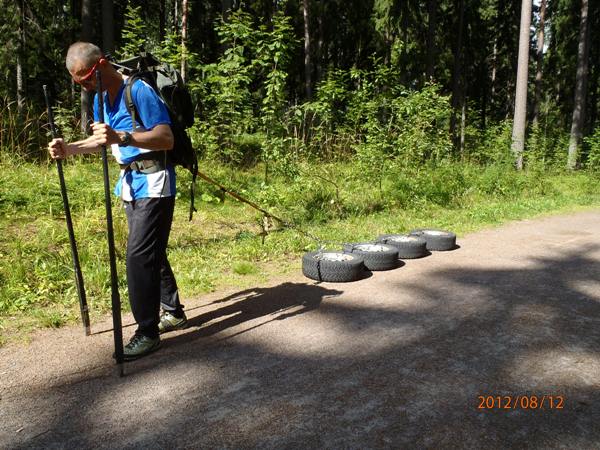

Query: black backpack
113,52,198,220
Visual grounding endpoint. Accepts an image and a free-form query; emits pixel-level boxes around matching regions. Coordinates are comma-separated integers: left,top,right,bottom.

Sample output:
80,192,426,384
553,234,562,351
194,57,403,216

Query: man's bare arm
48,135,101,159
93,123,174,151
48,123,174,160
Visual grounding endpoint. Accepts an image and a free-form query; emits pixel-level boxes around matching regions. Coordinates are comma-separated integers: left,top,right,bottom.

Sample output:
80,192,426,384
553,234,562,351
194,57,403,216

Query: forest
1,0,600,332
1,0,599,169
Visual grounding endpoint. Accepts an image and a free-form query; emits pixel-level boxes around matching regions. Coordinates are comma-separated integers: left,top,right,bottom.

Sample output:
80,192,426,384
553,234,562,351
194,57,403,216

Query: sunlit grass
1,157,600,344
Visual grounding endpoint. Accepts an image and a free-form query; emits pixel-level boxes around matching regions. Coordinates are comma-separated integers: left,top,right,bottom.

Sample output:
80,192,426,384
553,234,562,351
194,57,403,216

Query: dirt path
1,210,600,449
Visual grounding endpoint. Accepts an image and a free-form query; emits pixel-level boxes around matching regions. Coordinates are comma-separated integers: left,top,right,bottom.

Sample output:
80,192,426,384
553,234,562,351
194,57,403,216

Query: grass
233,261,260,275
1,154,600,345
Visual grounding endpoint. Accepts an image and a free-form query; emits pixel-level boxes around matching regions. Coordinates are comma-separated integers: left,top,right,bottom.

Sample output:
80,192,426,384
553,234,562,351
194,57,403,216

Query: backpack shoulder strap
124,76,145,130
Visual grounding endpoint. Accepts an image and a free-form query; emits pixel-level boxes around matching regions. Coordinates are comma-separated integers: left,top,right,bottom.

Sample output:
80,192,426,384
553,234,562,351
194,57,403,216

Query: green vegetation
1,153,600,344
1,3,600,344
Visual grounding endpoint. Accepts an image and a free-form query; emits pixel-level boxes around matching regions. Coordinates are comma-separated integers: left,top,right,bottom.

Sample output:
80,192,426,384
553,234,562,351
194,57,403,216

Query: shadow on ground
177,281,341,340
5,247,600,449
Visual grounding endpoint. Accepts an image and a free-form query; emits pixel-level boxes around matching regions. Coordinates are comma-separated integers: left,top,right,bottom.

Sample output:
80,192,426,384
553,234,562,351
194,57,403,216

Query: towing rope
196,170,351,255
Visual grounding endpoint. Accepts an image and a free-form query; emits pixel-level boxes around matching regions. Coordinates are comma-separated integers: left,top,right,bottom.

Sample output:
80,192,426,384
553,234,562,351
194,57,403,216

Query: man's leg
156,196,183,315
125,197,175,339
158,257,188,332
160,260,184,316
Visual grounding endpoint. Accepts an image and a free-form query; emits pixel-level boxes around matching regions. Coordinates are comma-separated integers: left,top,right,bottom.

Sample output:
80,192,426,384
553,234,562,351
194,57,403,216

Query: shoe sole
122,341,162,361
159,319,188,334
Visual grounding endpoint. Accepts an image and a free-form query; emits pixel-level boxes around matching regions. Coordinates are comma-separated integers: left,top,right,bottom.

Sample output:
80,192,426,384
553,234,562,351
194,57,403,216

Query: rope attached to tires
196,170,351,259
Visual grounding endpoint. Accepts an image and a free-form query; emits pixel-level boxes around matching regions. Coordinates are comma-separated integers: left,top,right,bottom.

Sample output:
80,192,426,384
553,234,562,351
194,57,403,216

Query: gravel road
1,210,599,449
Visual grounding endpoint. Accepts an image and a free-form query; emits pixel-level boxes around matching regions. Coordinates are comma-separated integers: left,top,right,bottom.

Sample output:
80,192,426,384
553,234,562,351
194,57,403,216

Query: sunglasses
74,58,105,85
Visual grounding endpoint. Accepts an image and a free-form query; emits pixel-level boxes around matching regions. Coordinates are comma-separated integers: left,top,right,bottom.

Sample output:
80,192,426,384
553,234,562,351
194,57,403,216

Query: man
48,42,187,360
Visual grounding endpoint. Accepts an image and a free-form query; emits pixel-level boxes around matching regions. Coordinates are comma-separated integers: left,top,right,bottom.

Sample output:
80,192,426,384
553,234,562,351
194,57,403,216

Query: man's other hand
48,138,68,159
91,122,120,146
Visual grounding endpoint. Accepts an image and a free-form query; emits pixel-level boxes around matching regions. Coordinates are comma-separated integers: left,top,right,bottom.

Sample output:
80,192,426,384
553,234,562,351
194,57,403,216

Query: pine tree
511,0,532,169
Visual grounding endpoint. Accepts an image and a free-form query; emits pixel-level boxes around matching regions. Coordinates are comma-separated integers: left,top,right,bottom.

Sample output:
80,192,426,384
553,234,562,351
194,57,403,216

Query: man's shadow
168,282,343,343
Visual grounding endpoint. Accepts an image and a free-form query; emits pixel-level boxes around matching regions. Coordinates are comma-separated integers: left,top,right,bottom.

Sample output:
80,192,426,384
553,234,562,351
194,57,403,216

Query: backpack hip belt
120,158,165,174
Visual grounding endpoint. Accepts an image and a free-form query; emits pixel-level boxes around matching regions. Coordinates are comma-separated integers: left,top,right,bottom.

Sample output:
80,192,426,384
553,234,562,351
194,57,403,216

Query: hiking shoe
122,334,161,361
158,311,188,334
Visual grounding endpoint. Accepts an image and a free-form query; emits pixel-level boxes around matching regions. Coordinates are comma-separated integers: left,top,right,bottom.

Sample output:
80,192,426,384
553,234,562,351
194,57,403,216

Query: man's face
69,58,102,92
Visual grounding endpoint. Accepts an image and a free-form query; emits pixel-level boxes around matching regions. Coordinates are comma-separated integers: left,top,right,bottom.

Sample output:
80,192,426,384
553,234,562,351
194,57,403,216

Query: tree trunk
70,0,78,101
589,65,599,132
511,0,532,170
159,0,166,42
16,53,23,113
481,80,487,129
532,0,546,126
221,0,232,19
460,97,466,156
16,0,25,115
489,37,498,119
102,0,114,55
426,0,437,81
400,1,409,85
303,0,312,98
450,0,465,150
567,0,590,169
80,0,93,133
316,0,324,83
181,0,188,82
174,0,179,28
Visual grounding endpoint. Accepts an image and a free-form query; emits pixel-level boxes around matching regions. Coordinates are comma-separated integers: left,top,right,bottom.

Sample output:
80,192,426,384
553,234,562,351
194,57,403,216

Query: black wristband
119,131,132,146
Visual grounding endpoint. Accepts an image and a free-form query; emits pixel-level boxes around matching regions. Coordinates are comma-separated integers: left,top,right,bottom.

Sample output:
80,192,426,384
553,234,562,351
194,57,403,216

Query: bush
386,163,470,208
465,121,513,165
526,124,568,170
584,127,600,171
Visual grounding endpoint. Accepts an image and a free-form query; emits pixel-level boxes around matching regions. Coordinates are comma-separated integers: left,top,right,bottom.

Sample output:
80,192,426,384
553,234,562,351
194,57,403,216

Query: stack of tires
302,229,457,282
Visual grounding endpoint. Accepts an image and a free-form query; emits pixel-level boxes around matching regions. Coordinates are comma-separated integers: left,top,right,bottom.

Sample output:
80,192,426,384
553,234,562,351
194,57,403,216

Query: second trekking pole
96,70,125,376
43,85,91,336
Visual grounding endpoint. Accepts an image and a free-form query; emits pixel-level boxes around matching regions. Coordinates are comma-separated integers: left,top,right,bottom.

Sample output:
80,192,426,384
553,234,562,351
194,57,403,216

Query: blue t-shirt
93,79,176,201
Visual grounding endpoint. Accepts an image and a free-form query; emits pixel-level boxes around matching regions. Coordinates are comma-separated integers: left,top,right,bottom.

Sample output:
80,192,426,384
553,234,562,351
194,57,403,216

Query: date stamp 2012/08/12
477,395,564,410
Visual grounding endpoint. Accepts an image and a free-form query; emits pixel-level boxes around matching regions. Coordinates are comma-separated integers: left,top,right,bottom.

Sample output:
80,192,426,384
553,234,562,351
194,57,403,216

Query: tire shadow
435,244,461,251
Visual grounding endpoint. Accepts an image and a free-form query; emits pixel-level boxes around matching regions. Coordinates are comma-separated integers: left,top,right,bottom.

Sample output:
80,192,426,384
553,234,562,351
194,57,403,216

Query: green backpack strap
124,77,142,131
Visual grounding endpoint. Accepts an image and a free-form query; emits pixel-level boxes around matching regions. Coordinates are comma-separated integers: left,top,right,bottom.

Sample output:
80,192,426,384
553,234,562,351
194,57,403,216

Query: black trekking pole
43,85,91,336
96,71,125,376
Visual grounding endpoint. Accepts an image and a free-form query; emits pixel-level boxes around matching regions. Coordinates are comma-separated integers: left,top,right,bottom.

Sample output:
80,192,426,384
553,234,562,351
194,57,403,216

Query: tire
377,234,428,259
302,251,365,282
343,243,399,271
409,229,457,251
